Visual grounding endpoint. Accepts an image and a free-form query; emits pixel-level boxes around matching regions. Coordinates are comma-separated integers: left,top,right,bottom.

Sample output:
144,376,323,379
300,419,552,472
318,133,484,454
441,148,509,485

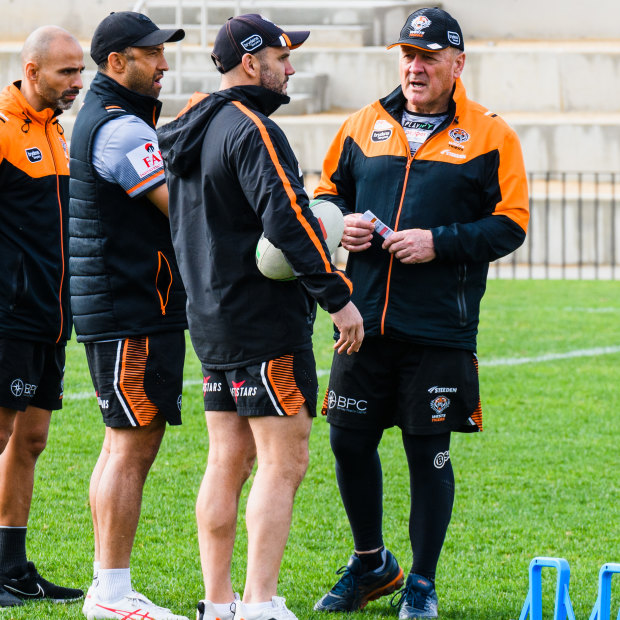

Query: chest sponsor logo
449,128,470,143
231,380,258,402
127,142,164,179
409,15,431,38
241,34,263,52
203,376,222,395
441,149,466,160
25,147,43,163
60,139,69,161
371,119,394,143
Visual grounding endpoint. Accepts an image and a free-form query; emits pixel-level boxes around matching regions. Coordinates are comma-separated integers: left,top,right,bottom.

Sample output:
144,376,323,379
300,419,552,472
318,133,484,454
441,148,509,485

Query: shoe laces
390,583,433,612
330,565,357,596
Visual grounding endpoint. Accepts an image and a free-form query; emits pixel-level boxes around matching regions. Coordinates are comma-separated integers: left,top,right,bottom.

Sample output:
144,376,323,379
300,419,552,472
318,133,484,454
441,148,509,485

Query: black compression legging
329,424,454,580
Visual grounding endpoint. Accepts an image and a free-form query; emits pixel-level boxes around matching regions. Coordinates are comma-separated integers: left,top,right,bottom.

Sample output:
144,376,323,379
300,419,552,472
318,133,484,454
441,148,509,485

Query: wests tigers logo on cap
409,15,431,37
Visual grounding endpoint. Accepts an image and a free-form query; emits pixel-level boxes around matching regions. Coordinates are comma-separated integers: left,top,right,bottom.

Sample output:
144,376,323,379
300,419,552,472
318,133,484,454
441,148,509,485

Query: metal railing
306,171,620,280
492,172,619,280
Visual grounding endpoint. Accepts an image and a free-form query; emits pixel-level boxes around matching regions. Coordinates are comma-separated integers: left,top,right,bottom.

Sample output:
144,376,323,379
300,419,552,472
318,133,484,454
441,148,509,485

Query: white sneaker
86,589,189,620
82,582,96,616
232,597,297,620
196,593,240,620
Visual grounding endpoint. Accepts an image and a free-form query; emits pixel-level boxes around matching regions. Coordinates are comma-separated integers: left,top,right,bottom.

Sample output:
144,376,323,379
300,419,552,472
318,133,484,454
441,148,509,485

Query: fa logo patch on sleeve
126,142,164,179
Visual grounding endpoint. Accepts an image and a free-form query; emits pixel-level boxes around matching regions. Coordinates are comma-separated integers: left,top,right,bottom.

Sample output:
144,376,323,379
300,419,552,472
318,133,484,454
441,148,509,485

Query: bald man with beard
0,25,85,607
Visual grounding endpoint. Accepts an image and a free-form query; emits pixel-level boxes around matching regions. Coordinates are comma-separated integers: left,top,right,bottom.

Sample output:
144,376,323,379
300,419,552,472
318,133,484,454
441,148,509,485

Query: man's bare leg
0,406,51,526
95,416,166,569
196,411,256,603
89,427,111,564
242,405,312,603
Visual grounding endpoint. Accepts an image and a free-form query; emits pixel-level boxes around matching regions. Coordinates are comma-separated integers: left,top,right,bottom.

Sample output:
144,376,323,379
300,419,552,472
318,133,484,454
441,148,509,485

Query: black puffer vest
69,73,186,342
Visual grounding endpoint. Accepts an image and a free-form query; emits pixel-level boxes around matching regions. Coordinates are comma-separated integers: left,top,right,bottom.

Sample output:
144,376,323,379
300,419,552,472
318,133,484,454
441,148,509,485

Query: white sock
93,561,101,579
97,568,132,603
212,601,235,615
244,600,274,613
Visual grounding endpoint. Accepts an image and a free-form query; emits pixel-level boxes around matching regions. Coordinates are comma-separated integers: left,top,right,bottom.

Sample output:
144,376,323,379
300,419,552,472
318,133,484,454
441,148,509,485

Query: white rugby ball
255,199,345,280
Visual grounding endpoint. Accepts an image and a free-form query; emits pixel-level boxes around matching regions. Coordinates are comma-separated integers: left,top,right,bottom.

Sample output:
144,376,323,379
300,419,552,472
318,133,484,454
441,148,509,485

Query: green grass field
6,280,619,619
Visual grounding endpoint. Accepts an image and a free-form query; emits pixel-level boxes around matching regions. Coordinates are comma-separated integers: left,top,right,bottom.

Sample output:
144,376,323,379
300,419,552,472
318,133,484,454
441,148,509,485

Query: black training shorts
0,338,65,412
322,336,482,434
202,350,318,417
85,332,185,428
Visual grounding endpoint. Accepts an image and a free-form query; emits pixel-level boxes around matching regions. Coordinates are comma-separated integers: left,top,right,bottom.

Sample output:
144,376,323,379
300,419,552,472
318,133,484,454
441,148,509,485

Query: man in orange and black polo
0,26,84,607
313,7,529,619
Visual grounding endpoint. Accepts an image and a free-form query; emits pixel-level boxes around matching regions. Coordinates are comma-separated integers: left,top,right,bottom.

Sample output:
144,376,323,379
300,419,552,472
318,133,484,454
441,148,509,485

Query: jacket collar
217,84,290,117
3,81,61,125
381,77,465,129
89,72,162,129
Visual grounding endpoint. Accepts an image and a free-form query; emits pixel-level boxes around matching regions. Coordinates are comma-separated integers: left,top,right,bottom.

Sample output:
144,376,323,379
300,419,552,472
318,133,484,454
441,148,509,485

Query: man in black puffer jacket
69,12,188,620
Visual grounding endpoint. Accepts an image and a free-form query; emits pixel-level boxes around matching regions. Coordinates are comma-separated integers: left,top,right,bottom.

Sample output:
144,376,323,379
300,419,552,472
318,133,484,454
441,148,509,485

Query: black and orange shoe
314,550,404,612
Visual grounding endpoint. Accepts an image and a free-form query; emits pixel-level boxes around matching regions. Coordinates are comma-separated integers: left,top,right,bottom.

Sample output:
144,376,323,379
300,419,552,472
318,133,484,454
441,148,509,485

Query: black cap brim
133,27,185,47
386,41,447,52
279,30,309,50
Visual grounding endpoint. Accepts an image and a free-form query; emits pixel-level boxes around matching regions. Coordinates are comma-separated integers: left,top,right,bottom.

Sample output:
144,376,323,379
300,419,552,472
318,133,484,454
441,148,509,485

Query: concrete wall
440,0,620,40
7,0,620,42
1,0,134,41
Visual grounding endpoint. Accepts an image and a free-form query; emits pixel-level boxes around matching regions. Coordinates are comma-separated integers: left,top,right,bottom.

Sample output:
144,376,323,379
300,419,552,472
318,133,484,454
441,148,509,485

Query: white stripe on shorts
260,361,285,416
113,340,137,427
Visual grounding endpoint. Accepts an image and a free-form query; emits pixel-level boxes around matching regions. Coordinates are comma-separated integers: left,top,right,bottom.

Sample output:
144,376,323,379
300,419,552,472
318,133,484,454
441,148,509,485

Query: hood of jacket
158,84,289,178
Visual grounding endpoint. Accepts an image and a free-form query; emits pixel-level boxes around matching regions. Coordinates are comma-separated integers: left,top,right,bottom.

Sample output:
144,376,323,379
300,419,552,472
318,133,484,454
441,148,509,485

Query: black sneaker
314,550,404,612
391,573,438,619
0,561,83,603
0,585,23,607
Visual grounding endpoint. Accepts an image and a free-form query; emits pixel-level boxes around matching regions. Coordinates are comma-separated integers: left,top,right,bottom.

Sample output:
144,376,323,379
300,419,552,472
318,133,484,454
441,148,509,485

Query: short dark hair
98,46,134,72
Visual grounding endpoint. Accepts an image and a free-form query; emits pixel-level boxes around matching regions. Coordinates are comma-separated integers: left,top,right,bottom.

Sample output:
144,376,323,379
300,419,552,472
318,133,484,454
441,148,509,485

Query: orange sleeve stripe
232,100,333,273
125,168,165,195
494,130,530,233
313,122,348,199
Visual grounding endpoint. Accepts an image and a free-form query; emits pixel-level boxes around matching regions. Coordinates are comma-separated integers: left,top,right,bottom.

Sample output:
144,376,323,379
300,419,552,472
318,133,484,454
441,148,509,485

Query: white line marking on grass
481,346,620,367
563,307,620,313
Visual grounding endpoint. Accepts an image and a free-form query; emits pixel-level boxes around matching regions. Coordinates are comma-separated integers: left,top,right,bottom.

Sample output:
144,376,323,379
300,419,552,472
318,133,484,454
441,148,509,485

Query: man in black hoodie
158,14,363,620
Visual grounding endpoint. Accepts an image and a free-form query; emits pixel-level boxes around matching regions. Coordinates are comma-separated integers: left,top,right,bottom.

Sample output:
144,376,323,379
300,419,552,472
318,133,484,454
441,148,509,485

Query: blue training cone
518,557,577,620
589,563,620,620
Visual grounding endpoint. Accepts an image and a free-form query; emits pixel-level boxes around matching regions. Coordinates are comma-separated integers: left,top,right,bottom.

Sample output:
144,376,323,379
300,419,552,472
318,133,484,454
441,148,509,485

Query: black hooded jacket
158,85,352,369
